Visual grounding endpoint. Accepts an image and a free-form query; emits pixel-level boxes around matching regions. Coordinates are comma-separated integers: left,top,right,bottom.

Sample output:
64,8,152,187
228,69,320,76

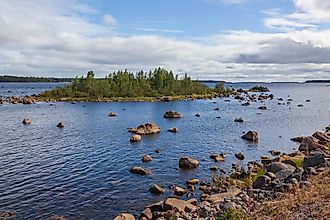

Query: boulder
167,127,178,133
129,166,151,175
57,122,64,128
142,155,153,162
174,186,186,196
0,211,16,219
252,175,271,189
109,112,117,117
163,111,182,119
195,113,201,117
269,150,281,156
140,208,153,220
275,169,295,180
207,186,241,203
130,135,141,142
299,136,328,152
258,106,267,110
303,152,326,169
186,179,199,185
22,118,32,125
266,162,295,173
135,123,160,135
210,154,224,162
163,198,197,213
149,184,165,195
179,157,199,169
235,153,245,160
241,131,259,142
234,117,244,122
114,213,135,220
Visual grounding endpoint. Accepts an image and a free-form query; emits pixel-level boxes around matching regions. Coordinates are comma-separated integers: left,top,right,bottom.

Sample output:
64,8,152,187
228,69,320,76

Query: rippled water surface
1,83,330,219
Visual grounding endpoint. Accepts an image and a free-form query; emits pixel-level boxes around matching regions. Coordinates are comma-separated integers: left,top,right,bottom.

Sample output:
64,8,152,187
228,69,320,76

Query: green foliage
0,75,72,82
249,86,270,92
214,82,225,93
40,68,215,100
217,208,244,220
253,169,266,182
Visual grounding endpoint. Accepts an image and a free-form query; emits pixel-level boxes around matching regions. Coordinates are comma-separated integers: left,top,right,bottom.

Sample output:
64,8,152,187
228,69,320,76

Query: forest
40,68,226,100
0,75,73,82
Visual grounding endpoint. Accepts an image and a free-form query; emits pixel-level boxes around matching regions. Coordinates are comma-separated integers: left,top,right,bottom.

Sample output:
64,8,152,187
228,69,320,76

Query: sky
1,0,330,81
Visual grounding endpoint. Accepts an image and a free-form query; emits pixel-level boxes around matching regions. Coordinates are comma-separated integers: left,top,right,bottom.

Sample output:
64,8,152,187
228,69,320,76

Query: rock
179,157,199,169
234,117,244,122
154,149,161,153
22,118,32,125
223,201,237,210
48,216,66,220
0,211,16,219
22,97,33,104
269,150,281,156
135,123,160,135
195,113,201,117
312,131,330,145
235,153,245,160
305,99,311,102
142,155,153,162
241,131,259,142
57,122,64,128
114,213,135,220
174,186,186,196
258,106,267,110
275,169,294,181
265,172,276,180
252,175,271,189
210,154,224,162
163,198,197,213
266,162,295,173
303,152,326,169
186,179,199,185
297,104,304,107
145,201,164,213
129,166,151,175
214,107,220,111
187,198,198,206
127,128,137,133
130,134,141,142
299,136,328,152
140,208,153,220
149,184,165,195
167,127,178,133
207,186,241,203
290,136,305,143
210,166,218,171
163,111,182,119
109,112,117,117
242,102,250,106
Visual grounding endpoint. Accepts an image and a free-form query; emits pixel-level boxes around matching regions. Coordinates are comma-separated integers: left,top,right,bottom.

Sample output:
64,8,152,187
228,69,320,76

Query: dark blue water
0,83,330,219
0,82,67,98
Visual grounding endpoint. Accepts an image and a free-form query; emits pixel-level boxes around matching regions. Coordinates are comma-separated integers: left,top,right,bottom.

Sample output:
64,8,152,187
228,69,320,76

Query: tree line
40,68,226,99
0,75,73,83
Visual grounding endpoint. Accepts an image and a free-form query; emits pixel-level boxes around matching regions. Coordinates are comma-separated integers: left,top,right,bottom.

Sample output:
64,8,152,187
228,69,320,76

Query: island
38,68,230,102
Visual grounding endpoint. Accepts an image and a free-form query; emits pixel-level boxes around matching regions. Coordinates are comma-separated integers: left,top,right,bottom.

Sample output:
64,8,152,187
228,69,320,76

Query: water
0,82,68,98
0,82,330,219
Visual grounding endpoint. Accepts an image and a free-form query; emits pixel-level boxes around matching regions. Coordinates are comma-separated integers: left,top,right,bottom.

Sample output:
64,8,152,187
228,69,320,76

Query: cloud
293,0,330,22
1,0,330,82
103,14,117,26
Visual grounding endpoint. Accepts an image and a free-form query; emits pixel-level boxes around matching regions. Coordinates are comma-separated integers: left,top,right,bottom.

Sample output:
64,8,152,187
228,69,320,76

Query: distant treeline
40,68,226,100
305,80,330,83
0,75,73,83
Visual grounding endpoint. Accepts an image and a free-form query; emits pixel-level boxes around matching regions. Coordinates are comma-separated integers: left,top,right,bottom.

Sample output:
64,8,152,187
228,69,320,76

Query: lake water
0,82,330,219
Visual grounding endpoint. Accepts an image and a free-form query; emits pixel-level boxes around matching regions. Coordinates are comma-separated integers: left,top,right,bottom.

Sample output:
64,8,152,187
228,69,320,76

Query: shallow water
0,82,330,219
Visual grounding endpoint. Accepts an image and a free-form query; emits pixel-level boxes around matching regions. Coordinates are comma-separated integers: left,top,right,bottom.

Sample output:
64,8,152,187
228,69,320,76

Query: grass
292,158,304,168
252,169,266,182
217,208,244,220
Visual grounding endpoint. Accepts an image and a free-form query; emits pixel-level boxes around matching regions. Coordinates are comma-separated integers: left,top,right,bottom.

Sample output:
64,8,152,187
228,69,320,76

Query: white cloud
0,0,330,82
293,0,330,22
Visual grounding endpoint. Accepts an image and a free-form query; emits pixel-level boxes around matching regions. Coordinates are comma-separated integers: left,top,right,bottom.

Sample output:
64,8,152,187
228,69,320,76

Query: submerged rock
235,153,245,160
167,127,178,133
109,112,117,117
241,131,259,142
142,155,153,162
258,106,267,110
163,111,182,118
129,166,151,175
195,113,201,117
130,134,141,142
57,122,64,128
179,157,199,169
186,179,199,185
22,118,32,125
234,117,244,122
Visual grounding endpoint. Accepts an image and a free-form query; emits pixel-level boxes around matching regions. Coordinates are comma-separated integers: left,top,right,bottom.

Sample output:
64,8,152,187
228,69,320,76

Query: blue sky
1,0,330,81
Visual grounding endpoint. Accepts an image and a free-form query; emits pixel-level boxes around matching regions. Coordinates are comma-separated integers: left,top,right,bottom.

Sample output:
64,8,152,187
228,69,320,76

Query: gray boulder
303,152,326,169
252,175,271,189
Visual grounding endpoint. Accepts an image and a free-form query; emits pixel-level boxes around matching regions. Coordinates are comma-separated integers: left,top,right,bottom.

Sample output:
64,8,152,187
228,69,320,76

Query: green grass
217,208,245,220
292,158,304,168
252,169,266,182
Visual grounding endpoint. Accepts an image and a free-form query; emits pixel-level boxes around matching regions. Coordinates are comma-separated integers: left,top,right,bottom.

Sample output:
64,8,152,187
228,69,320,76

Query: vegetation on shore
0,75,73,83
39,68,229,101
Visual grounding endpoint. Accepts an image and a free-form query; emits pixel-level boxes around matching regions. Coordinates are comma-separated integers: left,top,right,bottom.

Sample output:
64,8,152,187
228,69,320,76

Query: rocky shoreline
114,125,330,220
